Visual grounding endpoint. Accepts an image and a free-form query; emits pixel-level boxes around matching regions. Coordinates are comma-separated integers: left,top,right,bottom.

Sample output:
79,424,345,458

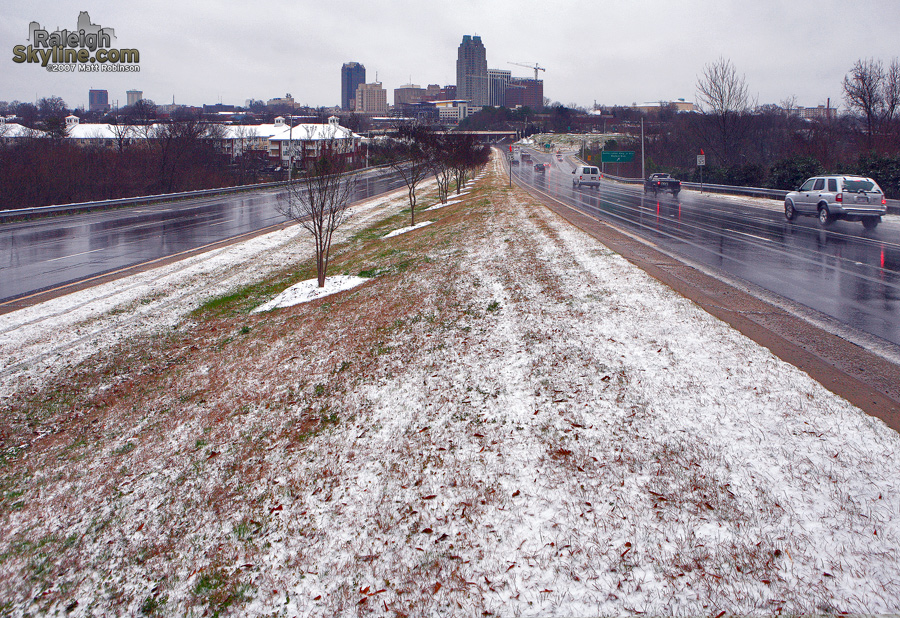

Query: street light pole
288,114,294,181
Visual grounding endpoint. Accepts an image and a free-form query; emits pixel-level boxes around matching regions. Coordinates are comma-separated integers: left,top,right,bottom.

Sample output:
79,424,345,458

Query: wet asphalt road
4,156,899,351
0,168,408,305
514,150,900,348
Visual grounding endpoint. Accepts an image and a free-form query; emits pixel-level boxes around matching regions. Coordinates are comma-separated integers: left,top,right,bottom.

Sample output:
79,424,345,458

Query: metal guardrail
0,182,288,222
0,163,395,222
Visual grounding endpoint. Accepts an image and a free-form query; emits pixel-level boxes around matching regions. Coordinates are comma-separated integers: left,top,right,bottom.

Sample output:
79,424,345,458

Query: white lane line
46,248,106,262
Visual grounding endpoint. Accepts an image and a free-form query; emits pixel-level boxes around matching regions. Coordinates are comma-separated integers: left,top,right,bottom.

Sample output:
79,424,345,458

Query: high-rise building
126,90,142,106
506,78,543,110
487,69,511,108
88,89,110,113
341,62,366,111
355,82,388,114
456,35,488,108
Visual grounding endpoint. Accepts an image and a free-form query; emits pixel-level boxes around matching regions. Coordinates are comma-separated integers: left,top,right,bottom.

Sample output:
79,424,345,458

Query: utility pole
288,114,294,182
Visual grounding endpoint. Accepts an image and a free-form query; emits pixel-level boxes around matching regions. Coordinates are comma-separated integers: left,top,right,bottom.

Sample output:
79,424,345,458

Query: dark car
644,173,681,196
534,163,546,172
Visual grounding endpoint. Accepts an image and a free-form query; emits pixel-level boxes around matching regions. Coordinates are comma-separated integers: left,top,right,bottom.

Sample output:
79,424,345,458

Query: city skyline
4,0,900,112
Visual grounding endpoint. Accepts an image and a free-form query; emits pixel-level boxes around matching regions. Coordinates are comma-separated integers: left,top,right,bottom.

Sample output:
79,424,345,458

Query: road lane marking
46,248,106,262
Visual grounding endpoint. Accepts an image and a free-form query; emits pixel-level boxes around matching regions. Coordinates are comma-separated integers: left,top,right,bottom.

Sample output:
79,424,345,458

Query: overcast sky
4,0,899,112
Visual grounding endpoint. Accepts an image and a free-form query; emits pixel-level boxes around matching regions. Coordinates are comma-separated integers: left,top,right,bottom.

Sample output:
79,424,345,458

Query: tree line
0,119,245,210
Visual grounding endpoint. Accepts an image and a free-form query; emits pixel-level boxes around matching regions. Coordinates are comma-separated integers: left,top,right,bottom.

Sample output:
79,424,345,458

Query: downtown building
88,89,110,113
456,35,488,108
341,62,366,111
506,78,544,110
487,69,511,107
126,90,142,106
355,82,388,114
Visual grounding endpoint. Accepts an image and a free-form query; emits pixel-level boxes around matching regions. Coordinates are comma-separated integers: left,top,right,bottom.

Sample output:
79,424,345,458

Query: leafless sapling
388,122,433,225
276,128,358,288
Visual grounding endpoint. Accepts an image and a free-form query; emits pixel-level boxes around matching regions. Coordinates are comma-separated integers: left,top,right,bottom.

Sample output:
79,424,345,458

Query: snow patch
382,220,434,238
250,276,368,313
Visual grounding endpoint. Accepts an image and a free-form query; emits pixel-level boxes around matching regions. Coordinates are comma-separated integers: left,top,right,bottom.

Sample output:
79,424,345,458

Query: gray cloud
3,0,898,111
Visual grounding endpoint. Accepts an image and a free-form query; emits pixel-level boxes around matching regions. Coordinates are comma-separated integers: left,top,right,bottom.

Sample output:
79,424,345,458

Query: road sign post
697,153,706,193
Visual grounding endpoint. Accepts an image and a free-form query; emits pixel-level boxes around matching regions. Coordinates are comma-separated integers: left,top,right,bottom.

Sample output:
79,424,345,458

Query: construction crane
508,62,546,80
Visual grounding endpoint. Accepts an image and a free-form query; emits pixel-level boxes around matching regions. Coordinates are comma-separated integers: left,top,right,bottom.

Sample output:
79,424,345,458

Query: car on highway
644,173,681,196
784,175,887,229
534,162,546,172
572,165,601,188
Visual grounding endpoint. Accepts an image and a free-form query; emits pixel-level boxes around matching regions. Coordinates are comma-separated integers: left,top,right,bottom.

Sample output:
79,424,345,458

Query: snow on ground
251,276,368,314
383,220,434,239
1,156,900,616
0,184,434,401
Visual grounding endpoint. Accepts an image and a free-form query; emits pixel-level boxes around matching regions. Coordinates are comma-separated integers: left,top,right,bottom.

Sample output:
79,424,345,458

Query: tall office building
487,69,511,107
355,82,388,114
126,90,143,106
456,35,488,108
88,89,110,113
341,62,366,111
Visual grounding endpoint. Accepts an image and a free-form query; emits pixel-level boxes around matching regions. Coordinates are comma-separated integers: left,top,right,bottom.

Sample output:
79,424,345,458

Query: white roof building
3,115,360,167
0,117,46,141
267,116,360,166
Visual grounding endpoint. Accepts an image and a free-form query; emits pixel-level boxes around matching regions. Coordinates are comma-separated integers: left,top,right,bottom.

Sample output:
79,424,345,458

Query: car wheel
784,201,796,221
818,206,833,226
862,216,880,230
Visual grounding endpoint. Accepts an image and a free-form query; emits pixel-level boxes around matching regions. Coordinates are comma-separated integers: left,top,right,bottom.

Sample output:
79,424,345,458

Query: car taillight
836,193,842,202
882,196,887,206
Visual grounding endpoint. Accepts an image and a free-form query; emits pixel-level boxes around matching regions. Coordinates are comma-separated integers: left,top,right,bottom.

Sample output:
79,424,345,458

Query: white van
572,165,601,188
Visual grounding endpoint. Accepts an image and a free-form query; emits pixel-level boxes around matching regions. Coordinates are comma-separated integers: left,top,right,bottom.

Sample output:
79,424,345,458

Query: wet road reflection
514,149,900,347
0,169,408,303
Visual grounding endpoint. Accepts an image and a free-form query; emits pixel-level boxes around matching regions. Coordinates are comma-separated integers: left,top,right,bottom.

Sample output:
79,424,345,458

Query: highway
4,151,900,352
513,148,900,349
0,168,408,306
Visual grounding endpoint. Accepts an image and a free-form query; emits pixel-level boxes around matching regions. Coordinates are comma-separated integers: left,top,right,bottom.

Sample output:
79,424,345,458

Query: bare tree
109,122,136,154
448,134,488,193
276,130,358,288
387,123,433,225
230,124,259,184
843,57,900,148
426,133,453,204
694,57,754,166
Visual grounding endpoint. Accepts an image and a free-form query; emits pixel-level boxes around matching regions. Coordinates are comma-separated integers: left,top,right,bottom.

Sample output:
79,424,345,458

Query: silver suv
784,175,886,229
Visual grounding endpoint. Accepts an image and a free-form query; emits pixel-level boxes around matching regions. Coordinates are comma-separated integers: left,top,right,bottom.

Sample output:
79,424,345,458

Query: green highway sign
601,151,635,163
